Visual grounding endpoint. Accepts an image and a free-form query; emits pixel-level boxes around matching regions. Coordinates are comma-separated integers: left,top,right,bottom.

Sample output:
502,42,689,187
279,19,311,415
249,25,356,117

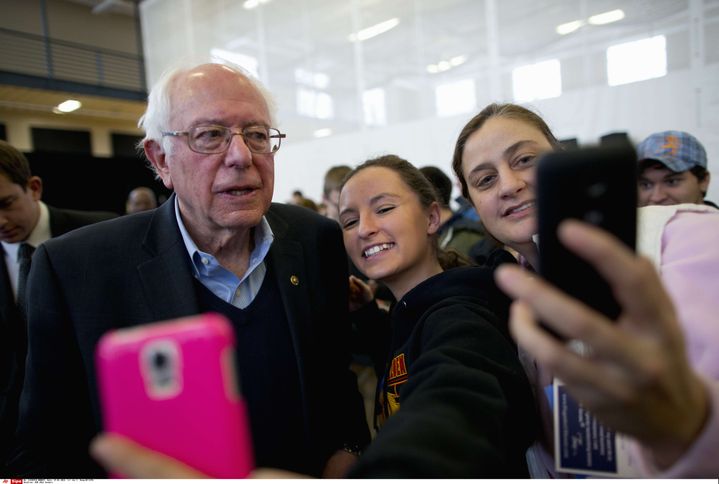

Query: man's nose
648,186,667,203
223,133,253,168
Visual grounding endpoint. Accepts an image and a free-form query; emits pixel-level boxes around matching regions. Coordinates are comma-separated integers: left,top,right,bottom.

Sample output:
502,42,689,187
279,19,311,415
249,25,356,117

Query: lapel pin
290,275,299,286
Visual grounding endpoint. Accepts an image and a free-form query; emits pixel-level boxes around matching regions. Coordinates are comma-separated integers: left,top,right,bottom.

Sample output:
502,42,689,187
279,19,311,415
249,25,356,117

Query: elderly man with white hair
10,62,369,478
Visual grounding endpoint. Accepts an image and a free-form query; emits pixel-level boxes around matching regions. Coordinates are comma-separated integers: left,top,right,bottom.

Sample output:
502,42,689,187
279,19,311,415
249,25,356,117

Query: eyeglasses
162,125,286,154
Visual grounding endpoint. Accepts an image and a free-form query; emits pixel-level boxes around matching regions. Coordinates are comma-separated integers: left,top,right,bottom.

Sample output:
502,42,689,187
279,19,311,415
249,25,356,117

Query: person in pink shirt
451,102,719,478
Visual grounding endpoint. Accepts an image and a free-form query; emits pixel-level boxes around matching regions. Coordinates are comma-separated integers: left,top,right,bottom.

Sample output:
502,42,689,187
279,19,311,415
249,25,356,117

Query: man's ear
144,139,173,189
27,176,43,201
427,201,442,235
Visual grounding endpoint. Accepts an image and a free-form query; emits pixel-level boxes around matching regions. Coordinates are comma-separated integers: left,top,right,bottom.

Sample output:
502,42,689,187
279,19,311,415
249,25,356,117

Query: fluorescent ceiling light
449,55,467,67
589,9,625,25
556,20,584,35
427,55,467,74
557,10,623,35
55,99,81,113
313,128,332,138
243,0,270,10
349,18,399,42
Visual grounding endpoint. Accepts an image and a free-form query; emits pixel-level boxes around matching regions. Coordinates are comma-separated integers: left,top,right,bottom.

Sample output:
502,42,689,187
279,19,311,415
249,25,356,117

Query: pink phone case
96,312,254,478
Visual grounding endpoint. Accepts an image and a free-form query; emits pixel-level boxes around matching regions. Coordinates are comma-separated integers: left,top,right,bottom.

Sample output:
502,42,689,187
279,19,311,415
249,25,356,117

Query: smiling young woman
452,103,719,478
335,154,538,477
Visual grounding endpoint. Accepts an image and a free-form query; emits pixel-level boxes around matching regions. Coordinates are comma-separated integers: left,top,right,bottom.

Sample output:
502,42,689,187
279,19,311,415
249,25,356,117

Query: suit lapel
137,244,199,322
266,207,312,430
268,238,311,362
136,195,200,322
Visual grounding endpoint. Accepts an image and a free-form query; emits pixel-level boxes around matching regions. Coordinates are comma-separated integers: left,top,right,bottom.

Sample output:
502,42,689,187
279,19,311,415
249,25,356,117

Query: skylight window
294,68,330,89
606,35,667,86
363,88,387,126
512,59,562,102
435,79,476,117
297,88,334,119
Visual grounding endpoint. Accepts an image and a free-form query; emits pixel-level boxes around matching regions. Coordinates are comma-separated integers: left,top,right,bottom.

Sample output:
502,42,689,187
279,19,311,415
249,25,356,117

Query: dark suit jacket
0,205,117,470
10,197,369,477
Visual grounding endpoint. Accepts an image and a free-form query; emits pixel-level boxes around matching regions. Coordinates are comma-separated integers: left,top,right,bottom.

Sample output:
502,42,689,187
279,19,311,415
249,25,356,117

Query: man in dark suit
0,140,116,472
11,63,369,477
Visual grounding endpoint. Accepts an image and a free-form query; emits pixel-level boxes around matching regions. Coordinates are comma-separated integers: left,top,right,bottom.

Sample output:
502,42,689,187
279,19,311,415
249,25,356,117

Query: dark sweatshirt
348,266,538,478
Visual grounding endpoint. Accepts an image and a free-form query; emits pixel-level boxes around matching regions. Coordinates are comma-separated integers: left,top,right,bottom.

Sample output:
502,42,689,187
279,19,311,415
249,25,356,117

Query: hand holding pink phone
96,312,254,478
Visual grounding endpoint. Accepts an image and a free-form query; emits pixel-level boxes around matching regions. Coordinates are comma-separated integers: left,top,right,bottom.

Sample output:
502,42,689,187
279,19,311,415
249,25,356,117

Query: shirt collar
28,201,51,247
174,197,274,280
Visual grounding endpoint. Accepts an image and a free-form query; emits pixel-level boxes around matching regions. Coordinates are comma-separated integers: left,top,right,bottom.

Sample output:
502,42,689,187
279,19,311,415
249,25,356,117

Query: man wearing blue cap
636,130,716,208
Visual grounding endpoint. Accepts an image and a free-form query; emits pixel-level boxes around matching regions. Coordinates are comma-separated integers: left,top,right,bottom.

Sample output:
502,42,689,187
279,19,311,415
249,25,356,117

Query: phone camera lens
148,348,174,389
142,341,180,397
153,351,167,369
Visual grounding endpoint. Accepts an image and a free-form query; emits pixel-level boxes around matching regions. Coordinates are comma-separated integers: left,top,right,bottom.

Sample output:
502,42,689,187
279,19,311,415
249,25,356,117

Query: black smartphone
536,144,637,338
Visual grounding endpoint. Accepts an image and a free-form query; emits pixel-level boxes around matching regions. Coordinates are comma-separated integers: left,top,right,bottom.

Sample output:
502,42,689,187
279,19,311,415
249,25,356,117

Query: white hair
137,60,278,146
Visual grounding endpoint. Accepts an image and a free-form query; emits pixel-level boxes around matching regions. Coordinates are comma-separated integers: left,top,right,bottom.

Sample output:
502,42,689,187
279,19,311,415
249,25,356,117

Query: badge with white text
554,380,641,477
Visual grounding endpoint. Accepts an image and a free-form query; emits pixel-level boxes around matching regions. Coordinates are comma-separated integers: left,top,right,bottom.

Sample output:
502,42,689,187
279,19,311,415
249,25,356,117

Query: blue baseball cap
636,130,707,173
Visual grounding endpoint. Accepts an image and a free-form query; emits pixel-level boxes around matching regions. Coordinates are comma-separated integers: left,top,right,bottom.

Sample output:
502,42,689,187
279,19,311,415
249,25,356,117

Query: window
296,88,334,119
294,68,329,89
362,88,386,126
512,59,562,102
606,35,666,86
435,79,476,117
210,49,259,78
295,68,333,119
